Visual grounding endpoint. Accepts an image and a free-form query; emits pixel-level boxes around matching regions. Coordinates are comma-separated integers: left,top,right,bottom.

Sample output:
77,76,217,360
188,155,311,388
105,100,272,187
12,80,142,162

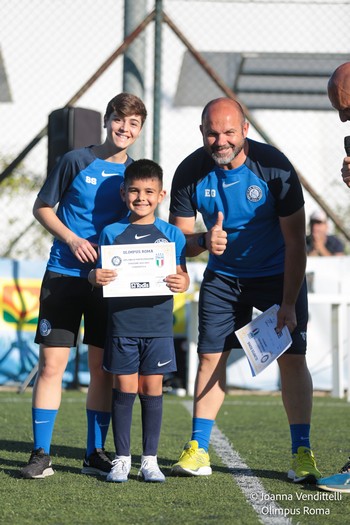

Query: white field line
219,400,350,409
0,395,349,409
182,400,292,525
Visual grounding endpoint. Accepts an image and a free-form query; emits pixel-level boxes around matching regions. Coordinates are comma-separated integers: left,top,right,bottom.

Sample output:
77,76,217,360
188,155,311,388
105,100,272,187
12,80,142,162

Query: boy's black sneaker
81,448,113,476
20,448,54,479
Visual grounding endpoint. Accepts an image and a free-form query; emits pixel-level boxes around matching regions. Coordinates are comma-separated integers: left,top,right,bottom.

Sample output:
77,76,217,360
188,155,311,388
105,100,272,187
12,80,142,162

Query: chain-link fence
1,0,350,259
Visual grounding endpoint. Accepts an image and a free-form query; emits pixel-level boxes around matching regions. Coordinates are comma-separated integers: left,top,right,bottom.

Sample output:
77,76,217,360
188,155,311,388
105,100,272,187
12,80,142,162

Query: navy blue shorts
103,336,177,375
35,270,108,348
198,269,308,355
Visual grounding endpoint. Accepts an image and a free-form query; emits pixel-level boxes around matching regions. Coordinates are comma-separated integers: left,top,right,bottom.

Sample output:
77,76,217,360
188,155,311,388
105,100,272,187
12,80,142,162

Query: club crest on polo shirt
39,319,52,336
246,185,262,202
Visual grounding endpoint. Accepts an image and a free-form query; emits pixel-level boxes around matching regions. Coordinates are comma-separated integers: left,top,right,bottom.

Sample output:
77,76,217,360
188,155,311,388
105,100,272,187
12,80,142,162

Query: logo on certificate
111,256,122,266
155,253,165,267
130,282,150,289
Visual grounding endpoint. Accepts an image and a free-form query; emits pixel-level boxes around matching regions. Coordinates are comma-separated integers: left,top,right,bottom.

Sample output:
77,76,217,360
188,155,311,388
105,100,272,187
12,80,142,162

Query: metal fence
1,0,350,259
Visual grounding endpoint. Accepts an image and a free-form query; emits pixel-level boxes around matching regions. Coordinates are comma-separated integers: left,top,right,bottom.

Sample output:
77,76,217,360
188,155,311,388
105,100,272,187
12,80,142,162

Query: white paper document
235,304,292,377
101,242,176,297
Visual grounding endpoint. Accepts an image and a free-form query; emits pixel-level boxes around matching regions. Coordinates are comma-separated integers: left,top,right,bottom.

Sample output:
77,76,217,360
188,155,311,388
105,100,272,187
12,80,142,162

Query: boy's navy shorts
35,270,108,348
103,336,177,375
198,269,308,355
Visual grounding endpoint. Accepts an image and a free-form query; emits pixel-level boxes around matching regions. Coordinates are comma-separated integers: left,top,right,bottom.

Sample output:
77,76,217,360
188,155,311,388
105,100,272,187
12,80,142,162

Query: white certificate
235,304,292,377
101,242,176,297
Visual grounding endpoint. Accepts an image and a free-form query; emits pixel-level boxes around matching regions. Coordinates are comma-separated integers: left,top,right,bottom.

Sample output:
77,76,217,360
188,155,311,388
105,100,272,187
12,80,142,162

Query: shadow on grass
0,440,88,478
216,466,287,482
212,464,320,491
1,441,294,488
0,439,86,458
0,440,178,480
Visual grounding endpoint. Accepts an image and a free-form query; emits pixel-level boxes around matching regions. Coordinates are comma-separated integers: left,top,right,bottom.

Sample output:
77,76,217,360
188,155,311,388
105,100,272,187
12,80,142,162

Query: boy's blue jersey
38,146,131,278
170,138,305,278
98,216,187,337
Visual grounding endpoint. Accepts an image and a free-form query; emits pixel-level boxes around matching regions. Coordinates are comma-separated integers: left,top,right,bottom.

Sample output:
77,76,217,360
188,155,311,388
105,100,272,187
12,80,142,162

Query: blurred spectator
306,210,345,256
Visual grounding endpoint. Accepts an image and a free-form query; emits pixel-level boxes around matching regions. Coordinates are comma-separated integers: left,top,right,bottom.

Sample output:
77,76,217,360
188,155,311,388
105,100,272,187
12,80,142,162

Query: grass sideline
0,390,349,525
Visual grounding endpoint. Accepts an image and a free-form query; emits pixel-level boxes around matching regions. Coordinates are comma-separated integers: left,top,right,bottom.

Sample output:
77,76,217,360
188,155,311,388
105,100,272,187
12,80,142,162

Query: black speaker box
47,107,102,176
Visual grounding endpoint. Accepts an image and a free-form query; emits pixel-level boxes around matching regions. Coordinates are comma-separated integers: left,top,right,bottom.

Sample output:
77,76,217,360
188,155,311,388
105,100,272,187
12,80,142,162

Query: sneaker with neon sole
171,440,212,477
317,472,350,493
138,455,165,482
287,446,321,483
316,456,350,493
20,448,54,479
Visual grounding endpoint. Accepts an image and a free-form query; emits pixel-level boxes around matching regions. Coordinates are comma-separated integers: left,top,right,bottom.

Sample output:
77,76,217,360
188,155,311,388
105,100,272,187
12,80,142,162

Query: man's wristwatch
197,233,206,249
88,269,95,285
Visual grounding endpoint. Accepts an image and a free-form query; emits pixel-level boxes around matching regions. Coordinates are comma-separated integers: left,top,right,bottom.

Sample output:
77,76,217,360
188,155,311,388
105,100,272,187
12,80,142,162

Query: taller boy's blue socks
32,407,58,454
191,417,215,452
86,409,111,456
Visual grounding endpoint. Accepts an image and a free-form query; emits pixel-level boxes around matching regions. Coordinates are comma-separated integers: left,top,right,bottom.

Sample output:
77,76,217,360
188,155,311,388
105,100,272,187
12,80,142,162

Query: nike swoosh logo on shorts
102,170,119,177
34,420,50,424
135,234,151,240
157,360,172,367
222,180,240,188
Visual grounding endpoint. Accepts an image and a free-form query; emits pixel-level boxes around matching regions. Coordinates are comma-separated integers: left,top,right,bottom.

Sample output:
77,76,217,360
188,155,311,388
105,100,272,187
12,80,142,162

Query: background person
306,209,345,256
316,63,350,493
169,97,321,484
89,159,189,482
20,93,147,479
328,61,350,188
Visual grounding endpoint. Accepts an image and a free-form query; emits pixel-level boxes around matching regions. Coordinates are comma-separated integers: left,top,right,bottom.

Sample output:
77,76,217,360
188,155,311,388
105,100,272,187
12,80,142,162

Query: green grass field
0,389,349,525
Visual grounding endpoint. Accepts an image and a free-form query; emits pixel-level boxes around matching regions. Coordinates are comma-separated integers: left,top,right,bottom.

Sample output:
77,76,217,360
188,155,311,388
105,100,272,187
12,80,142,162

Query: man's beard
210,142,244,166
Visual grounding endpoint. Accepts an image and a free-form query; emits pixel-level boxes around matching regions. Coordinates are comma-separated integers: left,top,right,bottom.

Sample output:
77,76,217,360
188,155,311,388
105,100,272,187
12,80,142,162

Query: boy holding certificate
88,159,189,482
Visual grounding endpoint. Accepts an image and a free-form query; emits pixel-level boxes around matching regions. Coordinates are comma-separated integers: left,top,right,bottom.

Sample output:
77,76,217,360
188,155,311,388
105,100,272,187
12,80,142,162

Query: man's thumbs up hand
213,211,224,231
209,211,227,255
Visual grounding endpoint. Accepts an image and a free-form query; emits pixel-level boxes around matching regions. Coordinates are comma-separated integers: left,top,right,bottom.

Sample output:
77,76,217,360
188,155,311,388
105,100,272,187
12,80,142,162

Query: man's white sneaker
138,455,165,482
106,455,131,483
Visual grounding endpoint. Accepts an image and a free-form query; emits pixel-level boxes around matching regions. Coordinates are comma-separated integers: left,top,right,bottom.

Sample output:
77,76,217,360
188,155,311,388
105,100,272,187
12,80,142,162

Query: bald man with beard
169,97,321,485
316,64,350,494
328,62,350,188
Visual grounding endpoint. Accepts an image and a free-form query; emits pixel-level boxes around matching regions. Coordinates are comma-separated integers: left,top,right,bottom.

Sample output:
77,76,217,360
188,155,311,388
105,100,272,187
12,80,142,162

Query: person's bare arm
169,213,203,257
33,197,98,263
277,207,307,334
169,211,227,257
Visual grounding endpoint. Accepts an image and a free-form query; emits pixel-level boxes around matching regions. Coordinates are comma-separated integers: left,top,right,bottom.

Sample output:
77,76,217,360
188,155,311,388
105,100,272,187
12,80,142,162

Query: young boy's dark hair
124,158,163,186
105,93,147,126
